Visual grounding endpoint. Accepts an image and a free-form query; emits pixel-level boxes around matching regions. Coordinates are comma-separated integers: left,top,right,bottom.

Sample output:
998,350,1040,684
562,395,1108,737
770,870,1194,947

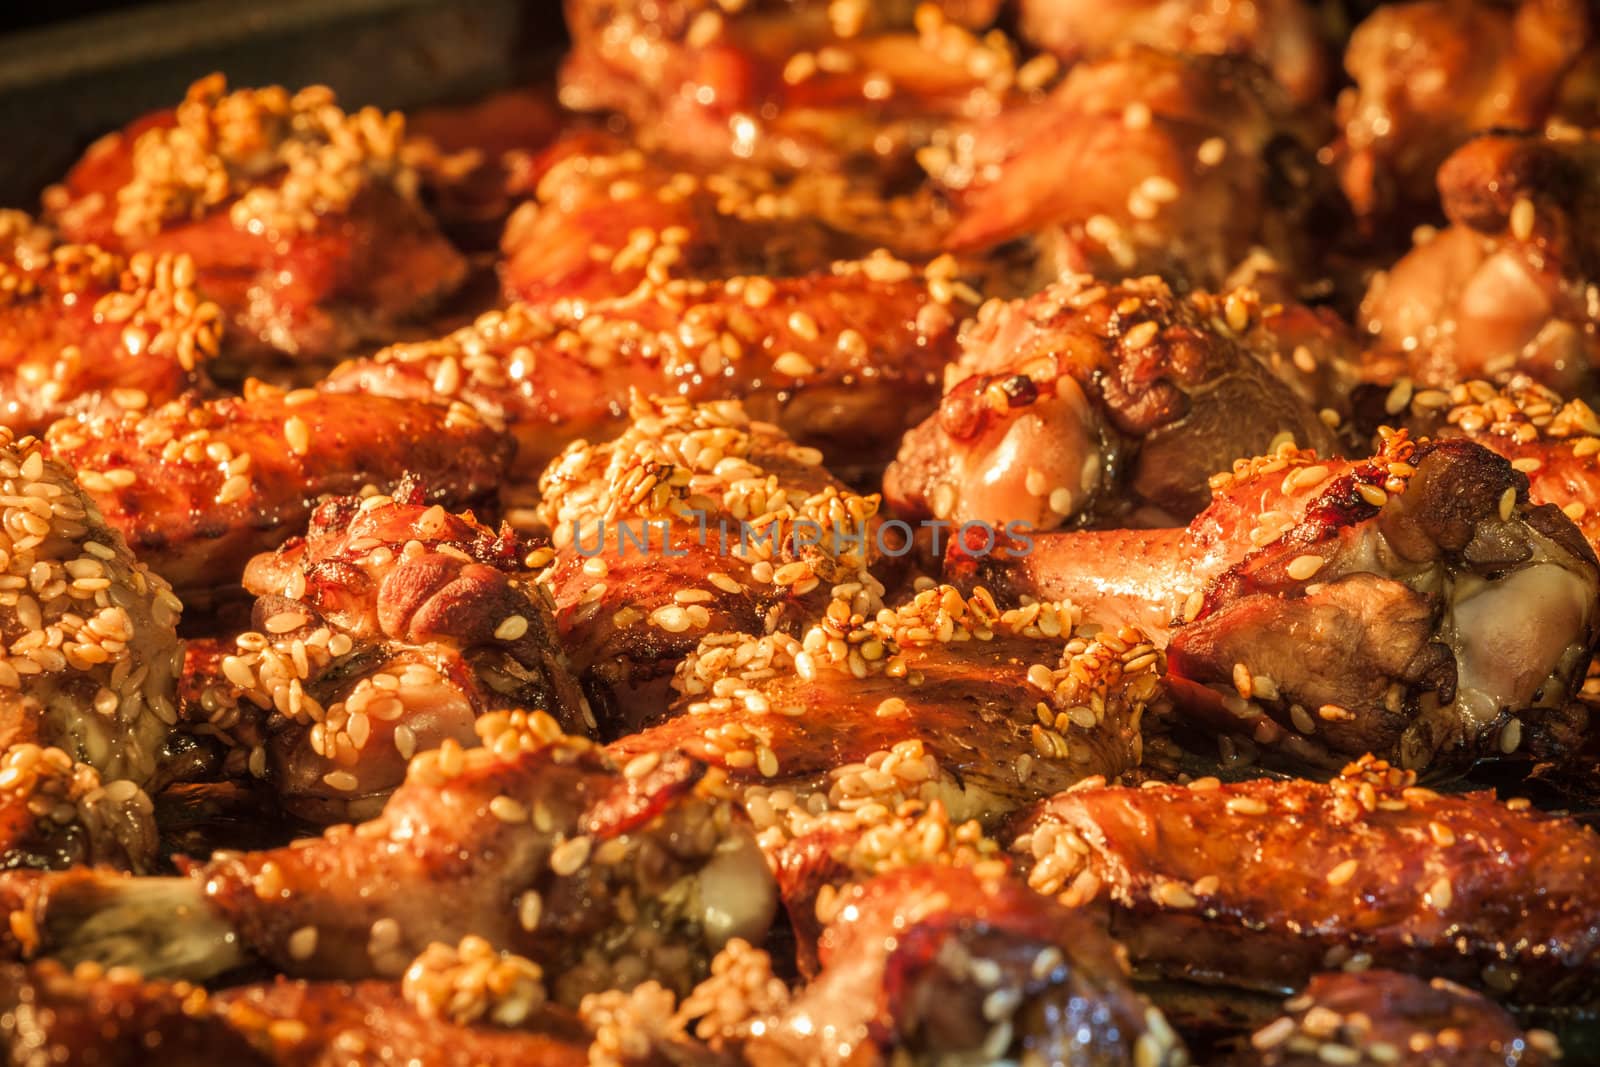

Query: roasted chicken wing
41,384,513,603
43,75,467,369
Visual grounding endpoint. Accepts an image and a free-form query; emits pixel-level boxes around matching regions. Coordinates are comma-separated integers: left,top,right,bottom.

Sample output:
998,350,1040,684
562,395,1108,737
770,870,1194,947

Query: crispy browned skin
1239,970,1561,1067
41,385,513,602
26,713,775,1007
746,865,1186,1066
0,961,267,1067
1360,129,1600,395
1011,758,1600,1006
45,76,466,368
928,46,1337,291
1016,0,1330,105
186,486,588,822
326,264,960,482
533,395,886,734
0,233,220,436
610,584,1165,834
1332,0,1599,224
884,276,1342,532
959,436,1600,771
559,1,1016,175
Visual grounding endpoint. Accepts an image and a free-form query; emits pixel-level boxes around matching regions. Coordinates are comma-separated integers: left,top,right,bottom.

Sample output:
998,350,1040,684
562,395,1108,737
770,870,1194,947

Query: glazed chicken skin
558,0,1040,176
884,275,1342,533
15,711,776,1009
746,865,1187,1067
43,74,467,368
1016,0,1330,106
0,952,726,1067
191,486,587,822
925,46,1337,292
1333,0,1599,225
1013,758,1600,1007
611,583,1166,840
1360,128,1600,396
326,255,963,482
533,395,885,734
0,223,221,436
961,434,1600,771
1241,970,1561,1067
41,383,513,603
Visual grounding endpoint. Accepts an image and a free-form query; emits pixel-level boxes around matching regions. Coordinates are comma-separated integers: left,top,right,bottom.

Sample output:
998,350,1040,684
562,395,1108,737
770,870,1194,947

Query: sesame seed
1197,137,1227,166
493,615,529,642
550,835,592,876
1286,554,1324,581
1425,876,1453,911
287,925,319,960
489,795,528,823
1510,197,1536,241
1124,321,1159,349
284,416,310,456
1357,483,1388,507
1326,859,1359,886
774,352,816,378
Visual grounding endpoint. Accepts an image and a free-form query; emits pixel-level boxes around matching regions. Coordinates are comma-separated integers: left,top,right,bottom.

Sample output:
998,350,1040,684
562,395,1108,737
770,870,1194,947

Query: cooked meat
745,865,1187,1066
0,230,220,436
0,428,181,786
187,485,587,822
44,75,467,368
610,583,1165,834
19,712,775,1006
559,0,1013,174
1240,970,1562,1067
1016,0,1331,106
1360,128,1600,395
326,259,961,482
884,275,1343,532
927,46,1337,291
1010,757,1600,1007
960,435,1600,770
41,384,513,603
1333,0,1599,225
533,395,885,734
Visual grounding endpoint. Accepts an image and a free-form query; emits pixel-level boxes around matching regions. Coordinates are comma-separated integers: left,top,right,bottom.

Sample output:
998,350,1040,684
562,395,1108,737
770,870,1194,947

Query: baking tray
0,0,567,205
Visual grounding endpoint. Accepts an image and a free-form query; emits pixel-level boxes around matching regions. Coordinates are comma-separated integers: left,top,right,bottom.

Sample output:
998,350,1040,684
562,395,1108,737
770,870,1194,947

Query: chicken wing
0,428,182,786
610,583,1165,835
190,486,587,822
533,394,886,734
1242,970,1561,1067
1333,0,1599,225
1359,128,1600,395
1010,757,1600,1006
559,0,1022,175
0,232,221,436
325,259,961,483
43,74,467,369
960,434,1600,771
883,275,1343,533
1016,0,1331,106
928,46,1337,291
746,865,1188,1066
41,384,513,603
17,711,775,1007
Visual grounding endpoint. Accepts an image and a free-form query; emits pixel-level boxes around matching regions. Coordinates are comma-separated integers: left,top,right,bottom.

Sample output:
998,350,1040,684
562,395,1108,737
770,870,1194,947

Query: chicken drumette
925,46,1338,292
43,74,467,369
611,582,1166,840
747,865,1187,1066
190,486,587,822
532,394,887,734
884,275,1343,533
958,434,1600,771
1360,127,1600,396
1333,0,1599,226
1241,970,1561,1067
326,255,962,483
1011,756,1600,1008
9,711,775,1007
41,383,512,603
0,223,220,436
